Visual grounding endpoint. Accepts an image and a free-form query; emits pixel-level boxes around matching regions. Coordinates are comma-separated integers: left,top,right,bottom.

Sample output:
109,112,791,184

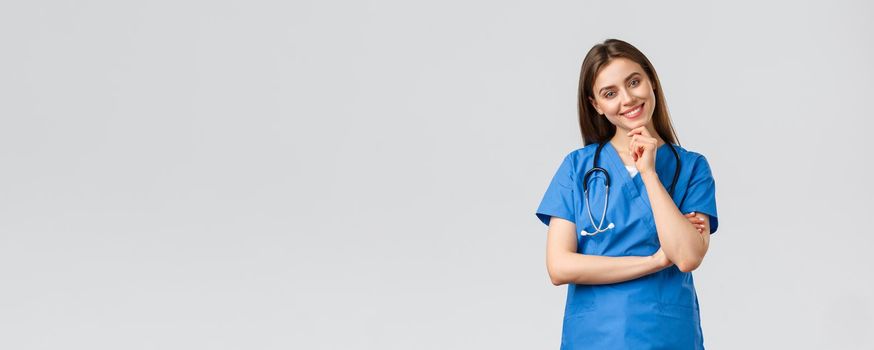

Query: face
588,57,657,132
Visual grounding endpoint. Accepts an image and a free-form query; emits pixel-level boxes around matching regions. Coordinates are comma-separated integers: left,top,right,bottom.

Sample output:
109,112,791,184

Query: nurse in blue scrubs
536,38,719,349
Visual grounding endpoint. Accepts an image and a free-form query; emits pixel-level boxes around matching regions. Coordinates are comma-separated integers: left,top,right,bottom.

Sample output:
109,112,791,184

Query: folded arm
641,171,711,272
545,217,672,285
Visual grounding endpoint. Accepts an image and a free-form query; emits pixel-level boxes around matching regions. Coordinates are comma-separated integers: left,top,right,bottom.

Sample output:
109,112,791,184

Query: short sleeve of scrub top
679,153,719,234
536,153,576,226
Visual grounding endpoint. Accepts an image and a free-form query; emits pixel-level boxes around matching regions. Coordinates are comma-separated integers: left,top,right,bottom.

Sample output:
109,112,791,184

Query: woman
535,39,719,349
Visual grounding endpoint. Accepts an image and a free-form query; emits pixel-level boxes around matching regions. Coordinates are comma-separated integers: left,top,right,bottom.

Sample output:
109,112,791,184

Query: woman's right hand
685,212,706,233
651,247,673,269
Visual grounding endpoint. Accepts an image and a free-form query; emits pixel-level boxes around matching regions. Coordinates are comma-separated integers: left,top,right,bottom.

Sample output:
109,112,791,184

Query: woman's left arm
627,126,711,272
640,172,710,272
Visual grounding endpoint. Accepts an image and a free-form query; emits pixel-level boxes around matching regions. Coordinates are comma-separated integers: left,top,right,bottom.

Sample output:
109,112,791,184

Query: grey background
1,0,872,349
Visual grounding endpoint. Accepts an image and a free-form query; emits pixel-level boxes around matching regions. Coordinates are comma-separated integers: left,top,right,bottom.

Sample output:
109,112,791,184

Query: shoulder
670,144,714,175
560,144,601,172
669,144,706,162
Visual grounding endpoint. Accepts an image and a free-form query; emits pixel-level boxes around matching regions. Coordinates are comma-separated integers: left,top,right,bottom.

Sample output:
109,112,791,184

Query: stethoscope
580,141,681,236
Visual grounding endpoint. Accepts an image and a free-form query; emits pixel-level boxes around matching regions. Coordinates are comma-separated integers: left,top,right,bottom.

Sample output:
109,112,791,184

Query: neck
609,124,665,153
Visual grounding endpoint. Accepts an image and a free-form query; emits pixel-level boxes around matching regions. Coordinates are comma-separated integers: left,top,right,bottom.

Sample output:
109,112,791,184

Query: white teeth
623,105,642,116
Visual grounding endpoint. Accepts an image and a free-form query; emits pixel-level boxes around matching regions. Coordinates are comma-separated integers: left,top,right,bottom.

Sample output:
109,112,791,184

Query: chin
623,117,651,130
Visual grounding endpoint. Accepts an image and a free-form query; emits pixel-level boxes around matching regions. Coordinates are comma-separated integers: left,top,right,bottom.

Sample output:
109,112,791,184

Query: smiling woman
578,41,677,152
535,39,719,349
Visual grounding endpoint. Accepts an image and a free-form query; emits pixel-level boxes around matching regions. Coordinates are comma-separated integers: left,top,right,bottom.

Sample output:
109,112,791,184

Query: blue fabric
535,143,718,349
536,153,577,226
678,154,719,233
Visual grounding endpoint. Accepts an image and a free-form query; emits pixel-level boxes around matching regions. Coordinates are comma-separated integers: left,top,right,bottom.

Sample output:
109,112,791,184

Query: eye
629,78,640,87
604,91,615,99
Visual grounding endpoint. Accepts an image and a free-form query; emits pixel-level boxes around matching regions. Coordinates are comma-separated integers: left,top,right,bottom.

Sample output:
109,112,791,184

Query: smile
621,103,644,119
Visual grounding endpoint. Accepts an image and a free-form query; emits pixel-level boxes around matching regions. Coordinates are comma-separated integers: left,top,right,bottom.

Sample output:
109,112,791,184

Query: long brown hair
577,39,680,146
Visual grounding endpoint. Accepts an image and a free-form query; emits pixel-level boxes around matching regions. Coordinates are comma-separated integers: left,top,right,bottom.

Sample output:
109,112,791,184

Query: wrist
640,170,659,182
646,254,657,267
647,254,661,270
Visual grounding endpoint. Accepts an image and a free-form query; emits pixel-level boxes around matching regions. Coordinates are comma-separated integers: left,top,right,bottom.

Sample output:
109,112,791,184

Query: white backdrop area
1,1,872,349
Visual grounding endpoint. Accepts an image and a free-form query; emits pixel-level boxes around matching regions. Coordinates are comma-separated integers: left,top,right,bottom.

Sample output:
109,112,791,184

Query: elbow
550,274,567,286
669,245,706,273
548,266,567,286
676,258,702,273
547,259,568,286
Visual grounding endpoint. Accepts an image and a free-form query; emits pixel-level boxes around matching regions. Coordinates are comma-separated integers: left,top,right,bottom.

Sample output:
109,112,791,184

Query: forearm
551,252,664,285
641,171,706,271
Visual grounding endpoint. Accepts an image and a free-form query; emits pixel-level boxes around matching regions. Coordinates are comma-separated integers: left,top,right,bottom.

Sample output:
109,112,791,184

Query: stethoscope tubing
580,141,681,236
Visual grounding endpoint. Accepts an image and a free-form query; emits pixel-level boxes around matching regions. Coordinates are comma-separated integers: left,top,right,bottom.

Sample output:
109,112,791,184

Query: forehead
593,57,645,90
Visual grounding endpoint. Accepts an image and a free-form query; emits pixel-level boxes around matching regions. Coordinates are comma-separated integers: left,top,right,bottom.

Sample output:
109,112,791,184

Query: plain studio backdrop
1,0,872,349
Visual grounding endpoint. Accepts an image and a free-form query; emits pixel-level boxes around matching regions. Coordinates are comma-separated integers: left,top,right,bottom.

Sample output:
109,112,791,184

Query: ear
588,96,603,115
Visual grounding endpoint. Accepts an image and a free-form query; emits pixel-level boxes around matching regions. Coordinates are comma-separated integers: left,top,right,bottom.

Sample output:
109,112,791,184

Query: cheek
632,89,656,113
633,86,655,101
602,101,622,116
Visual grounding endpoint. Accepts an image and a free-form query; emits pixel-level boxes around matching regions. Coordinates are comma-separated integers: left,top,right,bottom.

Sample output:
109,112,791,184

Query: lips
621,103,644,119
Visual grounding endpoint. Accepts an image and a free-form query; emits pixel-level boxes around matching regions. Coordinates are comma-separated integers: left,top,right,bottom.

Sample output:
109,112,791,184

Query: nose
620,88,635,106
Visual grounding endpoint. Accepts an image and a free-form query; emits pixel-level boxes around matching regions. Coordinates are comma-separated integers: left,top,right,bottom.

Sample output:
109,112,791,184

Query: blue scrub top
536,142,718,350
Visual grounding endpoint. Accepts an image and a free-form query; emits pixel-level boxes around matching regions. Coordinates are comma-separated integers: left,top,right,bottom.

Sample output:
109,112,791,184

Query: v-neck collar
603,142,675,205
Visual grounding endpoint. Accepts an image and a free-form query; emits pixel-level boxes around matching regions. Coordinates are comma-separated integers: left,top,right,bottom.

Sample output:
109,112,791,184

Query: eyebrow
598,72,642,94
